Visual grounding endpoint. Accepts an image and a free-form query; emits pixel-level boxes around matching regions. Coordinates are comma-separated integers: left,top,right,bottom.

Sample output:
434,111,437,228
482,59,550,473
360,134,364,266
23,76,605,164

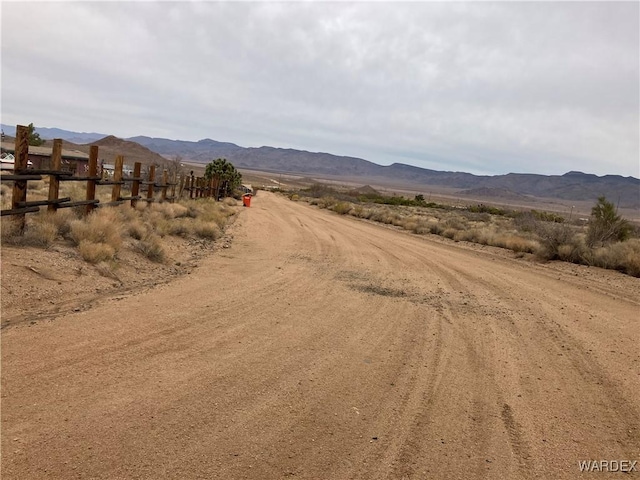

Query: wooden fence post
161,169,168,202
111,155,124,202
131,162,141,208
178,175,185,199
11,125,29,232
170,172,177,202
189,173,195,199
147,165,156,202
47,139,63,213
85,146,98,215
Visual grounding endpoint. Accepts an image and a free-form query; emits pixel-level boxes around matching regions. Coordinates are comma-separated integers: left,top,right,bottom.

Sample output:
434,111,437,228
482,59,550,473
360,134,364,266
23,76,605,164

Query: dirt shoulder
2,191,639,480
1,216,237,329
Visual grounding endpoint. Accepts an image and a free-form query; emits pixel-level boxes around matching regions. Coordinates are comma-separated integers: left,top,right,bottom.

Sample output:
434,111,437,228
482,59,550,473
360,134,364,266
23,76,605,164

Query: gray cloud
2,1,638,177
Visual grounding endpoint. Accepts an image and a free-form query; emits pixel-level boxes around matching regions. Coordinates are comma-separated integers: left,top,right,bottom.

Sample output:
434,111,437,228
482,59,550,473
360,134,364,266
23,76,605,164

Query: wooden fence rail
1,125,218,232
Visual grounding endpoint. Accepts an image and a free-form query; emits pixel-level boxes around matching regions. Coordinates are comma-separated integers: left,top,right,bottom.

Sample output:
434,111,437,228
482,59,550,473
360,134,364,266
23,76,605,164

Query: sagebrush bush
332,202,352,215
533,222,576,260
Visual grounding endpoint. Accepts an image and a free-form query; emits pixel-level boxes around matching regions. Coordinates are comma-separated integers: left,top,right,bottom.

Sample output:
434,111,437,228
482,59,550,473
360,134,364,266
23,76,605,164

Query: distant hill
87,136,170,166
132,136,639,208
34,136,171,167
2,125,637,208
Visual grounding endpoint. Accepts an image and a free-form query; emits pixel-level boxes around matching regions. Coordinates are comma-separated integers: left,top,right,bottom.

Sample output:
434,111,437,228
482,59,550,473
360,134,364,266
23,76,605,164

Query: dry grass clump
223,197,238,206
21,221,58,247
27,179,47,193
78,240,116,263
1,184,11,209
126,218,148,240
193,221,222,240
132,233,165,263
69,208,123,252
583,239,640,276
150,202,189,220
1,210,80,248
166,217,193,237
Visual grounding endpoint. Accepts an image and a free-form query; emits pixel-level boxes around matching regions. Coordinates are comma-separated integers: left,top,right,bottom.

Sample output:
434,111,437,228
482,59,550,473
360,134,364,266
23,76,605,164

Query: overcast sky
1,1,638,177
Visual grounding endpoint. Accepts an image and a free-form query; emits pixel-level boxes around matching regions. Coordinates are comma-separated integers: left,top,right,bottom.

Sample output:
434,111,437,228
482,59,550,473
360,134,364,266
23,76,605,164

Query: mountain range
2,124,638,208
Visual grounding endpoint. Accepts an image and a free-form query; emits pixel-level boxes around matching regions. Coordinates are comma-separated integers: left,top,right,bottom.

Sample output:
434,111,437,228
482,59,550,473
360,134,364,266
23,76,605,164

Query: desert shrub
151,202,189,220
114,203,139,223
21,221,58,247
586,196,633,247
27,180,46,192
48,209,79,238
193,221,221,240
466,204,508,216
582,240,640,277
411,219,432,234
317,197,337,209
69,209,123,251
533,222,576,260
290,193,300,201
427,221,443,235
1,217,22,240
78,240,116,263
332,202,352,215
535,210,564,223
144,211,170,237
441,228,457,239
402,218,419,232
305,183,338,198
127,220,148,240
133,234,165,263
0,184,11,209
63,183,87,201
502,235,538,253
443,216,467,230
166,217,193,237
223,197,238,206
513,212,538,232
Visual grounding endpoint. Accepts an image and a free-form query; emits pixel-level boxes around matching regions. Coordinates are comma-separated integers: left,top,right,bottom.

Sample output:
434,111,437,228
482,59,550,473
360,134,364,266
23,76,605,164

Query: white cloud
1,1,638,177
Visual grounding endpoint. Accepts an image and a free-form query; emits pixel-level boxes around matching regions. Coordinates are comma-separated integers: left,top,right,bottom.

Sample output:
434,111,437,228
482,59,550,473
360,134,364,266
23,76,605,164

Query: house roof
0,141,89,161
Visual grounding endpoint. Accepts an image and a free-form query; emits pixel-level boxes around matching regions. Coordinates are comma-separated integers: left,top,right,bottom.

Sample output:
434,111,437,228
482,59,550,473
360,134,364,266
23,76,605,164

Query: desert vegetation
292,184,640,277
1,179,237,265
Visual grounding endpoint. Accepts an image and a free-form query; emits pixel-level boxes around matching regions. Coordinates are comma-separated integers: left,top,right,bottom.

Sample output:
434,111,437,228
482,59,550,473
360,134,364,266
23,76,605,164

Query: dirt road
2,192,639,479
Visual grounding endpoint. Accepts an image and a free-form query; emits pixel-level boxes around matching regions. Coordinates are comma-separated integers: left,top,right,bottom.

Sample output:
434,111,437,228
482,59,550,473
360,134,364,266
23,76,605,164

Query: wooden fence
1,125,222,232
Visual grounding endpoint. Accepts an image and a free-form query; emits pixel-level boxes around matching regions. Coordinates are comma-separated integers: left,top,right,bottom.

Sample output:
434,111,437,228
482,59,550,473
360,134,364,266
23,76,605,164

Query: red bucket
242,195,252,207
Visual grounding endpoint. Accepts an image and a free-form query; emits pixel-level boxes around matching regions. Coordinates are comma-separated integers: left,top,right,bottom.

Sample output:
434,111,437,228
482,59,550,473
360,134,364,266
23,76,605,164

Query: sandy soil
2,191,639,479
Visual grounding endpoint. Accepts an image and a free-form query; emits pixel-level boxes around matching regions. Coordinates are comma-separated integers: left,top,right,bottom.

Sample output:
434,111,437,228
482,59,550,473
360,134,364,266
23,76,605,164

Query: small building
101,162,134,178
1,142,90,176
